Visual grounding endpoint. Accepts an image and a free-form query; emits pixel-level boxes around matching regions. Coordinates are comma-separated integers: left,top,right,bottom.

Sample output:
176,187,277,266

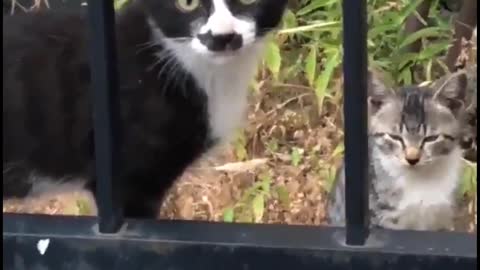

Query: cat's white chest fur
203,74,249,141
377,148,463,230
188,53,260,142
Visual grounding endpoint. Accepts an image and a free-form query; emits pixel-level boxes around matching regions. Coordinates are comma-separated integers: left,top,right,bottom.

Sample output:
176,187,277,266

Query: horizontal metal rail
3,214,477,270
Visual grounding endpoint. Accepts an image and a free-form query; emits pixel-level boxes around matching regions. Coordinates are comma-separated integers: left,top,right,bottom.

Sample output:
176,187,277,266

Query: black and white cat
3,0,287,218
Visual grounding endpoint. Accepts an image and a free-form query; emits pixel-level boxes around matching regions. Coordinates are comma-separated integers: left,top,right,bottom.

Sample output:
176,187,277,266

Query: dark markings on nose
406,157,420,166
197,31,243,52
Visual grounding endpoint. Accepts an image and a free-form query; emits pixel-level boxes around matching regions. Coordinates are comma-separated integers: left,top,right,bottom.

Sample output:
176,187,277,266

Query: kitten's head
141,0,287,63
368,71,468,168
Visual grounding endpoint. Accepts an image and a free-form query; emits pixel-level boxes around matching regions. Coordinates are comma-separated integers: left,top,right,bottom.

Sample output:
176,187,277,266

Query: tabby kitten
327,71,469,231
459,65,477,161
3,0,287,218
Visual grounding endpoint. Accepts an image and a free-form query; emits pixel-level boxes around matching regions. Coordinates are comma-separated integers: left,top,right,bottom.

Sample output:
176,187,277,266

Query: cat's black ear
367,70,393,114
433,71,468,115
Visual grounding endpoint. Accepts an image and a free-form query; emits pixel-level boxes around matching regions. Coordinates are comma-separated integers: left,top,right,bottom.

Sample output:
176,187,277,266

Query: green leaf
76,199,92,215
398,27,445,49
305,46,317,86
325,166,338,193
417,41,451,60
258,173,272,196
266,139,279,154
395,53,417,71
237,211,253,223
291,147,303,167
223,207,235,223
282,9,297,29
275,186,290,209
398,0,424,24
296,0,338,16
114,0,129,10
331,143,344,158
252,194,265,223
263,41,282,79
314,49,340,112
460,163,477,198
279,21,340,35
233,131,248,161
369,23,398,38
398,68,413,85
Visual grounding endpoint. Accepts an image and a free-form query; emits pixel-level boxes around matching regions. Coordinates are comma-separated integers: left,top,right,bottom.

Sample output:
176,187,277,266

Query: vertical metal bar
87,0,123,233
342,0,370,245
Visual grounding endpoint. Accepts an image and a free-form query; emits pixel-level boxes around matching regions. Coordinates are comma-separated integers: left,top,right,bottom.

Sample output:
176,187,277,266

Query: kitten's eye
386,134,404,142
423,135,439,143
175,0,200,12
442,134,455,141
239,0,257,5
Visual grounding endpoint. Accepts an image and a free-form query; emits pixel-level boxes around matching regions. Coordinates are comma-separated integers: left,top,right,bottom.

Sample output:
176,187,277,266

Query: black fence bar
86,0,123,233
3,214,476,270
341,0,370,245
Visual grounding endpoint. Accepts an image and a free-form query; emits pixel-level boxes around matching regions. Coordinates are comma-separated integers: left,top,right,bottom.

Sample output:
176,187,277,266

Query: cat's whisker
135,40,155,48
136,41,162,55
147,50,174,72
162,37,193,42
147,58,162,72
156,54,177,79
160,60,184,96
157,55,182,97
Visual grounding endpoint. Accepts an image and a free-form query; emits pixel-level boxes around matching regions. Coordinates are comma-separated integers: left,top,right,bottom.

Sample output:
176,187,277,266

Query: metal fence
3,0,477,269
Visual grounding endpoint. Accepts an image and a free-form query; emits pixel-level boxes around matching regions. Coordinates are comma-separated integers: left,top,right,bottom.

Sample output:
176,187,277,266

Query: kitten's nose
197,31,243,52
405,147,421,166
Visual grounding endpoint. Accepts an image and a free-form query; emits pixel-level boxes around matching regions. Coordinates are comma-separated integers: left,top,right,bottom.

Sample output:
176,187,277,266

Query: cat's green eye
239,0,257,5
175,0,200,12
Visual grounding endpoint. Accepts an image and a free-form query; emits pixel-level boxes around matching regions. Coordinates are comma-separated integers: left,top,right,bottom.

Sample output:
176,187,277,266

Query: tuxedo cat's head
367,71,468,168
140,0,287,63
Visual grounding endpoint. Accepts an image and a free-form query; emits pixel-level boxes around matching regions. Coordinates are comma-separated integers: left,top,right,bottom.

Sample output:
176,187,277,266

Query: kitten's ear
433,71,468,115
367,70,393,114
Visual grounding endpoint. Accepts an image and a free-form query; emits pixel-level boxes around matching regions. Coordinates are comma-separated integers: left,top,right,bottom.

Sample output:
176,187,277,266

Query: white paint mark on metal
37,239,50,255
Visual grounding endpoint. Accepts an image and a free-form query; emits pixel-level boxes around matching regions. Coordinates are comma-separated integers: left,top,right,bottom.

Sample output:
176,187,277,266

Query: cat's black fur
3,0,287,218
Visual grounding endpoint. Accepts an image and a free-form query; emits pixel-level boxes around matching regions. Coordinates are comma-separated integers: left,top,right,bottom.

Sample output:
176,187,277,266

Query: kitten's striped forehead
399,87,432,134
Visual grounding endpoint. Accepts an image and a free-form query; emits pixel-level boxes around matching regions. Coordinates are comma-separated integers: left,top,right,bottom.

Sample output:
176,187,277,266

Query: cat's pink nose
405,147,421,166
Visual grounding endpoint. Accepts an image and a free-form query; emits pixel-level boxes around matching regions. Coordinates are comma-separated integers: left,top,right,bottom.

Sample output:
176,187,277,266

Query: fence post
87,0,123,233
342,0,370,245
